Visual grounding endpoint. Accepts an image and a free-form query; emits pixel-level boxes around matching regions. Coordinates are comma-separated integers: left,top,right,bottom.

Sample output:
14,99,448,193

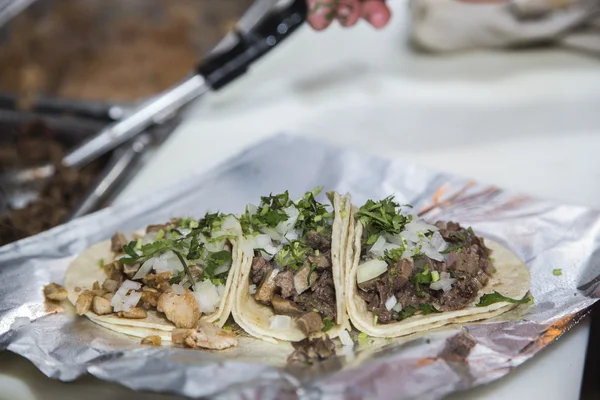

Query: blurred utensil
0,0,307,189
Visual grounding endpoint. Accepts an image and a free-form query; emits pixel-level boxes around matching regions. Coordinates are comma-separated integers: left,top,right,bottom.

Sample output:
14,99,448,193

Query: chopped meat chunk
117,307,147,319
157,292,201,329
141,336,162,346
110,232,128,253
255,268,278,305
296,312,324,336
172,322,237,350
143,272,173,290
43,283,67,301
274,269,296,298
306,231,332,252
140,287,161,309
101,279,120,293
76,292,94,315
293,262,319,295
271,295,304,316
307,252,331,270
123,263,140,279
103,261,124,281
288,332,336,363
92,296,113,315
250,256,270,284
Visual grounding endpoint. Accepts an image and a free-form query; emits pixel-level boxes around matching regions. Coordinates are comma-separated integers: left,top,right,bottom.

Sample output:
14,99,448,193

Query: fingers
360,0,392,29
306,0,337,31
337,0,361,28
306,0,392,31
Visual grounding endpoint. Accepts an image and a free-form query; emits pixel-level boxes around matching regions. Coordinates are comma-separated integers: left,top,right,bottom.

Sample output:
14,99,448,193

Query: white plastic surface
2,0,599,398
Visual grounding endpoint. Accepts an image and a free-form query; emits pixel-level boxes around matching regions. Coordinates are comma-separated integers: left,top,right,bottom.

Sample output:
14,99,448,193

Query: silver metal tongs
0,0,307,189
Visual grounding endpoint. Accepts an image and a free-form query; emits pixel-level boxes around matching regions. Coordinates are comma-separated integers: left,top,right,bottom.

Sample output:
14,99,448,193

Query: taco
232,188,352,344
62,213,242,349
344,196,531,338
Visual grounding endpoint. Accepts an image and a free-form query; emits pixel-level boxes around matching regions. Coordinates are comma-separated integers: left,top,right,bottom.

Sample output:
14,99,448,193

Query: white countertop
2,1,600,399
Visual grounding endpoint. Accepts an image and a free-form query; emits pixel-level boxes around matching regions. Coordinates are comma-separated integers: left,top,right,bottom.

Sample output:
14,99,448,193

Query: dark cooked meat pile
0,122,106,246
250,231,336,336
0,0,254,103
358,221,494,324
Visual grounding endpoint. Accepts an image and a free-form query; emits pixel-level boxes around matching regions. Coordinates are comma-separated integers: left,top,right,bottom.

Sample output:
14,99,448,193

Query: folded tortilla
344,211,531,338
63,236,242,339
232,192,352,342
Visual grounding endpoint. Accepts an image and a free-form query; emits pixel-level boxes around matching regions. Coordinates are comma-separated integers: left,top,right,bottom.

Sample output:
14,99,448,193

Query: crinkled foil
1,135,599,399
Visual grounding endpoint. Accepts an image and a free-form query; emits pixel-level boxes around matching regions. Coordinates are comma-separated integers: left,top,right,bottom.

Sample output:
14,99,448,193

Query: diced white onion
392,303,403,313
429,272,456,293
248,284,257,294
111,285,142,313
213,260,232,276
338,329,354,347
421,242,444,262
246,203,258,216
402,214,439,243
275,205,299,236
141,232,157,245
385,295,398,311
193,280,222,313
357,259,388,284
281,229,299,244
132,259,154,280
221,214,242,236
261,227,282,241
216,284,226,298
429,231,447,252
121,280,141,291
172,284,185,295
205,238,225,253
269,315,291,331
369,236,401,259
252,234,273,249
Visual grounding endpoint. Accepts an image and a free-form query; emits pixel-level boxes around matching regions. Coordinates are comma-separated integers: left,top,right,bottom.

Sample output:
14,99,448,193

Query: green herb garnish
356,196,410,241
98,259,104,268
322,317,334,332
553,269,562,276
419,304,441,315
358,332,369,345
411,264,433,293
476,291,532,307
274,241,309,271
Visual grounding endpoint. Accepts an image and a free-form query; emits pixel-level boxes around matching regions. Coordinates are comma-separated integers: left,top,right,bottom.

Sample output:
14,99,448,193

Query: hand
306,0,391,31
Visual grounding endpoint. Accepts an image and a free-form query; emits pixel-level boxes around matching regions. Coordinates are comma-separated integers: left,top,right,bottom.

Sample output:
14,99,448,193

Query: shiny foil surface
1,135,599,399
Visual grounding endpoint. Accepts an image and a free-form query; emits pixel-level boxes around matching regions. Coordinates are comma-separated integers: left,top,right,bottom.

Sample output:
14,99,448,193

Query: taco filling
67,213,241,349
240,188,341,337
354,197,528,325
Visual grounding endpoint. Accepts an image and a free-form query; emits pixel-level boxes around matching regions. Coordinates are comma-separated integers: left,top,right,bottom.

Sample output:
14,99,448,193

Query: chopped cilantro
98,258,104,268
419,304,441,315
155,229,165,240
356,196,410,241
400,305,418,319
322,317,334,332
553,269,562,276
431,271,440,282
274,241,309,271
168,271,185,285
358,332,368,345
222,325,232,331
385,337,393,342
476,291,533,307
294,187,333,235
411,264,433,293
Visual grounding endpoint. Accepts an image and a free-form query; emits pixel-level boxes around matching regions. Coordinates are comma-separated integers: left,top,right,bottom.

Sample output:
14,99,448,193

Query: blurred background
0,0,599,399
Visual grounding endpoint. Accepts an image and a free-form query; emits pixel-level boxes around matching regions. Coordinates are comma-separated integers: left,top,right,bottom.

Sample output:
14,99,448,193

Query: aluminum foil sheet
1,134,599,399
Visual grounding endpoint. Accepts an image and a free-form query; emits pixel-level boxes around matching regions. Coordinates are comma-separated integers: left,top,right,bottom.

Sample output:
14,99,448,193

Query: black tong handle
197,0,307,90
